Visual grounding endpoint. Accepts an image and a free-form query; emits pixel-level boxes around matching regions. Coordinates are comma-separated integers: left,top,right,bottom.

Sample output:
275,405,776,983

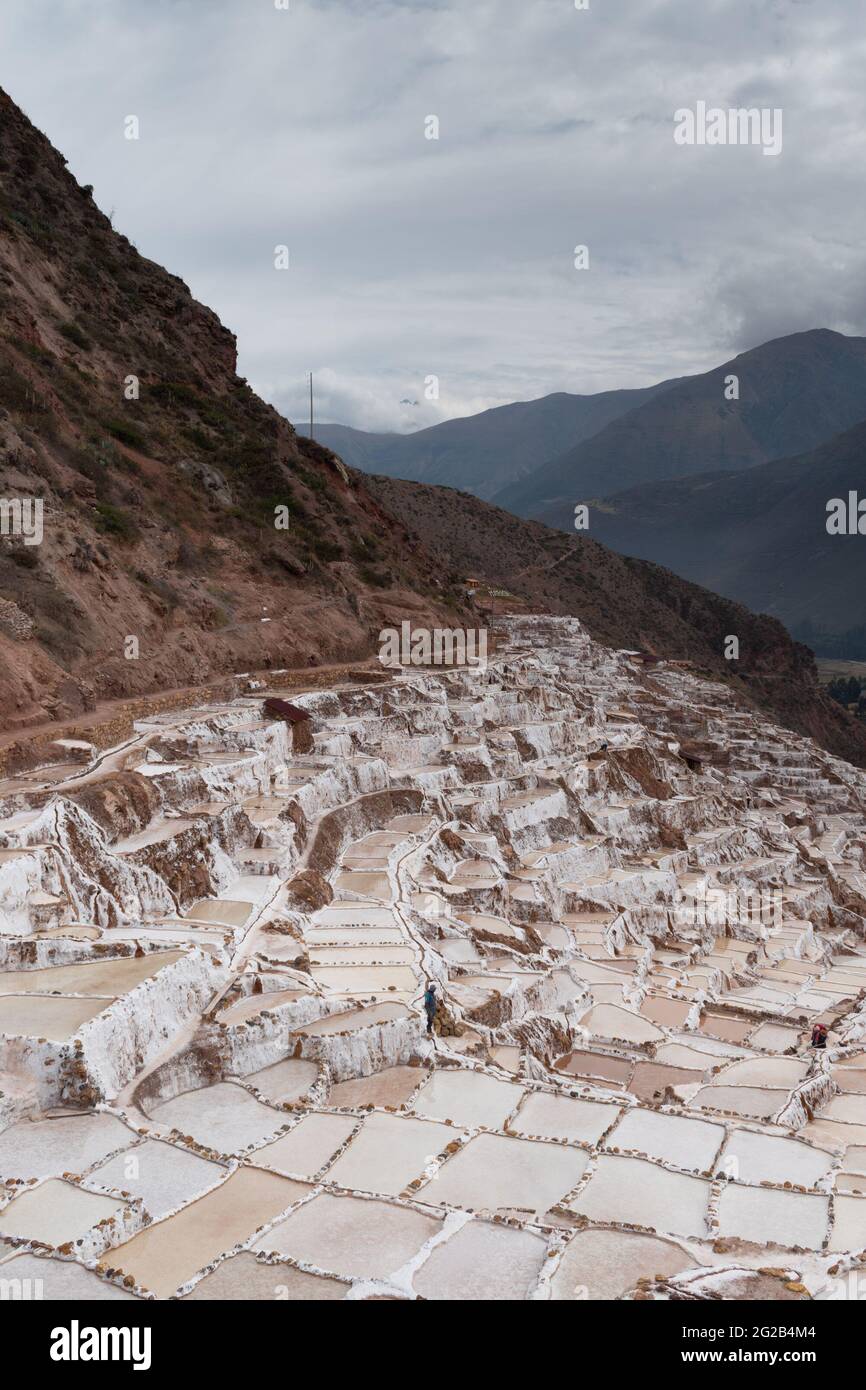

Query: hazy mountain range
314,379,676,501
320,328,866,658
585,419,866,658
1,85,864,763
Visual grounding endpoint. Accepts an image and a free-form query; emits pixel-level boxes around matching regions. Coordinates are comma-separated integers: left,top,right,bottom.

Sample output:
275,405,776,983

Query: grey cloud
0,0,863,429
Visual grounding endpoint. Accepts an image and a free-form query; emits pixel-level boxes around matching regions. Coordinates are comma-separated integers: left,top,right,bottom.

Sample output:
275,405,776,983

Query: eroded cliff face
0,88,473,729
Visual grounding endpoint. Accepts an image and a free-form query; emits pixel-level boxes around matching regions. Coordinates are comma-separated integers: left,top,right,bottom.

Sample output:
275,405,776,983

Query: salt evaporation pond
555,1050,633,1087
251,1112,359,1180
0,1253,138,1301
333,870,392,901
185,899,253,928
421,1132,588,1214
717,1129,834,1188
714,1056,810,1089
824,1094,866,1126
219,989,305,1026
109,1168,307,1298
640,995,693,1029
313,904,398,928
84,1139,225,1220
716,1183,829,1251
182,1251,348,1301
549,1227,698,1301
147,1083,287,1154
411,1069,523,1129
293,1000,408,1035
512,1091,618,1145
0,1178,125,1245
327,1066,429,1109
580,1003,664,1044
308,945,416,966
241,1057,320,1104
0,993,107,1041
326,1112,459,1196
605,1108,724,1171
489,1045,521,1073
252,1192,441,1280
571,1155,711,1238
691,1085,785,1120
0,1113,133,1180
413,1217,547,1300
309,963,419,995
828,1195,866,1251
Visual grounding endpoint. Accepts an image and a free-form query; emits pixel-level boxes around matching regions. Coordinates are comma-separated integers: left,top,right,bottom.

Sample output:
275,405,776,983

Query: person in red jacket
811,1022,828,1049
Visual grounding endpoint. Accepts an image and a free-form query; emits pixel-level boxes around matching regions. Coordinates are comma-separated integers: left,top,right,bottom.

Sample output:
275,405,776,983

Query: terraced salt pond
549,1227,698,1301
309,963,419,996
146,1083,288,1154
512,1091,618,1145
420,1132,589,1215
413,1218,547,1300
84,1140,225,1220
251,1113,359,1180
411,1069,523,1129
218,989,306,1026
6,613,866,1303
717,1130,834,1187
603,1109,724,1171
0,1113,133,1180
0,994,108,1041
185,900,254,928
0,1179,126,1245
181,1251,348,1301
332,871,392,901
109,1169,307,1298
252,1192,441,1280
292,1001,409,1035
717,1184,829,1250
241,1057,319,1104
0,1253,138,1301
326,1066,429,1109
0,951,184,997
571,1155,711,1239
326,1112,459,1196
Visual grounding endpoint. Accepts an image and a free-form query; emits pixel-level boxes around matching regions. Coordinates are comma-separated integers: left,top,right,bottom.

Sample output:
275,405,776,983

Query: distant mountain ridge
2,85,865,766
314,379,676,500
584,419,866,658
494,329,866,525
361,470,866,767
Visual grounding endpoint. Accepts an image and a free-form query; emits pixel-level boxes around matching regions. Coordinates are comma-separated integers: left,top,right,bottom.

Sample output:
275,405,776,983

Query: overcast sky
2,0,865,432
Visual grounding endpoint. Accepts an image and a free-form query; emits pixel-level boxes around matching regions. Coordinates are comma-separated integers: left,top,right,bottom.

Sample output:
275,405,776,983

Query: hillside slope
314,379,675,500
0,88,473,729
495,329,866,526
363,472,866,767
582,419,866,658
1,86,864,767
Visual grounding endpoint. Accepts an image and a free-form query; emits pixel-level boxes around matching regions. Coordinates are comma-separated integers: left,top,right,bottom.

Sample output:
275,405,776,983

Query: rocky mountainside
0,88,474,729
363,472,866,767
314,379,675,500
581,419,866,658
494,329,866,527
1,86,864,768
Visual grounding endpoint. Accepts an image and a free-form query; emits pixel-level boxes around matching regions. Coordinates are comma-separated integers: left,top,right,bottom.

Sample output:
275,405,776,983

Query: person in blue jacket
423,982,437,1034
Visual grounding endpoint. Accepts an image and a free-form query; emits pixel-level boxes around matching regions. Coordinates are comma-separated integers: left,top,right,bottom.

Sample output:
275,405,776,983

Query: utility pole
309,372,314,440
